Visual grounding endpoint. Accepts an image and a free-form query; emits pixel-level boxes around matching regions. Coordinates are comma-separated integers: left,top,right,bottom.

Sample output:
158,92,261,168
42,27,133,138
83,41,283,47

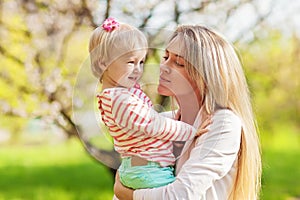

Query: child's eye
127,61,134,64
139,60,144,65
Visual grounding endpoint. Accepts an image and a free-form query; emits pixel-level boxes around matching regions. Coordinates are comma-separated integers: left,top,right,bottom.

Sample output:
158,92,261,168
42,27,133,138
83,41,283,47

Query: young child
89,17,211,189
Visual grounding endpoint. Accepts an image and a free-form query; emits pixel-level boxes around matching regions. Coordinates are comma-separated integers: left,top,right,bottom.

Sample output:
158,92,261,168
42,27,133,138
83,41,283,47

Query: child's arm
111,91,210,141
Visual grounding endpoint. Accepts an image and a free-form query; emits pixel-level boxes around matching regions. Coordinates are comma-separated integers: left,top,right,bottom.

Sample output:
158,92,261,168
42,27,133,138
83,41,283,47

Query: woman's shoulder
212,108,242,131
214,109,241,122
195,108,242,148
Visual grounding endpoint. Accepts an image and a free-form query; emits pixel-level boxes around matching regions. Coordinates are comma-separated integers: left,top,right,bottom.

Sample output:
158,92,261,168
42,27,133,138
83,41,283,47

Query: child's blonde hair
89,21,148,79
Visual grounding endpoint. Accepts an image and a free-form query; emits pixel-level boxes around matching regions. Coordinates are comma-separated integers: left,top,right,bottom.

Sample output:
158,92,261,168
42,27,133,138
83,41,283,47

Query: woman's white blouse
133,109,242,200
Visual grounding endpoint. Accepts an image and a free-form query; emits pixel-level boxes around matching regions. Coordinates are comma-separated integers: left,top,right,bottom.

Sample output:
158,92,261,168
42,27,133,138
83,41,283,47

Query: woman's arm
114,172,134,200
117,109,242,200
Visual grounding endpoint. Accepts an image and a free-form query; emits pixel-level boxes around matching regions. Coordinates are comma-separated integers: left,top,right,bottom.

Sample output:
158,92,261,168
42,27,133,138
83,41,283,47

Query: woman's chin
157,85,173,96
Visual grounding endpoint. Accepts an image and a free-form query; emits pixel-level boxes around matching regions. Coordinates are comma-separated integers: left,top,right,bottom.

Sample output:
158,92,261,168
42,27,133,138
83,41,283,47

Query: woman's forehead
166,36,185,58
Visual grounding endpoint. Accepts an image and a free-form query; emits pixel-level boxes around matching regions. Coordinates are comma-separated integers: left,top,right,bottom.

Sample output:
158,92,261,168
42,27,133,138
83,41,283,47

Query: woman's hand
196,115,212,137
114,171,134,200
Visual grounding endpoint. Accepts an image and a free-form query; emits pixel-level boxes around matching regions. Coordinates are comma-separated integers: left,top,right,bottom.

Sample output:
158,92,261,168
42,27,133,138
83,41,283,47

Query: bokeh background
0,0,299,199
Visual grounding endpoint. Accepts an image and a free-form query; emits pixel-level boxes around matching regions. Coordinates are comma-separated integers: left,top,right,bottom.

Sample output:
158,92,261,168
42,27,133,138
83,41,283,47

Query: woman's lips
159,77,170,83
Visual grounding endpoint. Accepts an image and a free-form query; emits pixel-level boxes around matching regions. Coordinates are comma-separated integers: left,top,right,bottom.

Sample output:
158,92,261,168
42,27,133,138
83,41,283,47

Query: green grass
260,123,300,200
262,149,300,200
0,139,114,200
0,124,299,200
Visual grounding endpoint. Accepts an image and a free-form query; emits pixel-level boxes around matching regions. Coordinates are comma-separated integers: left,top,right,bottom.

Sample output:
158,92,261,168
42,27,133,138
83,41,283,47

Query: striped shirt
97,87,196,167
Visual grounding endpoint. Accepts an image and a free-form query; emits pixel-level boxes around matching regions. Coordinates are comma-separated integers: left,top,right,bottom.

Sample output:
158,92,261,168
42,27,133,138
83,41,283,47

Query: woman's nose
160,63,171,74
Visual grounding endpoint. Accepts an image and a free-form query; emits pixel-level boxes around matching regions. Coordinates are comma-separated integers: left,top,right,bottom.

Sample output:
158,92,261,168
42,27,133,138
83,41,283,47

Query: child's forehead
109,49,147,61
123,50,147,59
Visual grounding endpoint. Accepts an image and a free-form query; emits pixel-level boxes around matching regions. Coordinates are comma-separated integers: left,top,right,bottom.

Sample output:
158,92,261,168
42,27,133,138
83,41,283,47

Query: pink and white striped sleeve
111,90,197,141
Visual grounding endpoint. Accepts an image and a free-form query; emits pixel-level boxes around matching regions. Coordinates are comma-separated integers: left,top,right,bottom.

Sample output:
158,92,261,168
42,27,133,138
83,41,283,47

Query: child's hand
196,115,212,137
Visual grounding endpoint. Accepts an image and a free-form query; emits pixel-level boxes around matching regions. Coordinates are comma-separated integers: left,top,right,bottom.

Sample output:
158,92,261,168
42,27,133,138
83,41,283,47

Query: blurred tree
0,0,96,136
240,31,300,131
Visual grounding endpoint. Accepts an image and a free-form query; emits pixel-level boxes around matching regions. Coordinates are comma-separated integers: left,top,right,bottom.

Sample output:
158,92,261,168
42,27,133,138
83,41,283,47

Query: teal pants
118,157,176,189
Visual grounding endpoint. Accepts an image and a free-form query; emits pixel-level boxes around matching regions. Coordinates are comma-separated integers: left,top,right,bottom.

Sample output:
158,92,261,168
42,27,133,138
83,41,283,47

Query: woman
114,25,262,200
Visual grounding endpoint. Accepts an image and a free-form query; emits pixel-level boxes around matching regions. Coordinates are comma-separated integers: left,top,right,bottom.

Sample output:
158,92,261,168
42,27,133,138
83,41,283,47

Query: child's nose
134,65,142,73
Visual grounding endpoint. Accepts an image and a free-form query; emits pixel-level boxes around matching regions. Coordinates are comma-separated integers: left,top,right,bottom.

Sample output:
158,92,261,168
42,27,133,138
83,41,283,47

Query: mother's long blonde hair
170,25,261,199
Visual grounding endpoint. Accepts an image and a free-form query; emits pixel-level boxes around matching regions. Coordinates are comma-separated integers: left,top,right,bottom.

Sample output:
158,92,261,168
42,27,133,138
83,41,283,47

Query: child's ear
98,60,108,72
92,60,108,78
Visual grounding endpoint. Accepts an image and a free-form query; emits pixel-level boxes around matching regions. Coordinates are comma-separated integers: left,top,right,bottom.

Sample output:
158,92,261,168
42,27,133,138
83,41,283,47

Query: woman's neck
176,91,202,125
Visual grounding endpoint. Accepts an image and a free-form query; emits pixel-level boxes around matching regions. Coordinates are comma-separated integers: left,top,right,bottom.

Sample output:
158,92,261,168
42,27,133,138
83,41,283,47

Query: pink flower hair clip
101,17,119,32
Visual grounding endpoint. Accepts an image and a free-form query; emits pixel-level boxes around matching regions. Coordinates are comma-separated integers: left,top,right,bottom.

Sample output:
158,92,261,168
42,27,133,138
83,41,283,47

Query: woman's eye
139,60,144,65
176,62,184,67
127,61,134,64
162,56,168,60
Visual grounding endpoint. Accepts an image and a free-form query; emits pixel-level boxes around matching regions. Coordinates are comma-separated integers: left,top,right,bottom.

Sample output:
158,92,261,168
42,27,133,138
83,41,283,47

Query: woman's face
158,37,198,97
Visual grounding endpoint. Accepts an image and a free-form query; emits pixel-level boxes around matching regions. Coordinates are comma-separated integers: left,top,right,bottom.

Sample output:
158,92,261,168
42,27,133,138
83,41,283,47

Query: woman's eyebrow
165,49,184,59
